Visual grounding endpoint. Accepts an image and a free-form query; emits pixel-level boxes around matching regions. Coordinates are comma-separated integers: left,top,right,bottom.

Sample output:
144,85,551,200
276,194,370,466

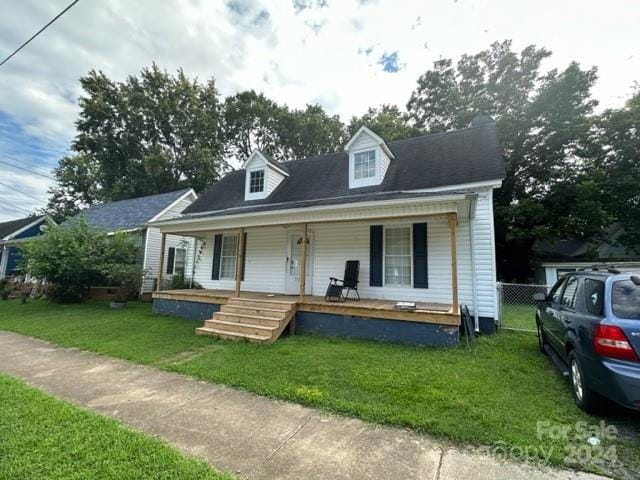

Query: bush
20,218,141,303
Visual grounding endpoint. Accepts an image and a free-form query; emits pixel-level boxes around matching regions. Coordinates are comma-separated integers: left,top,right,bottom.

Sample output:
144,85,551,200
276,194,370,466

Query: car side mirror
532,293,546,302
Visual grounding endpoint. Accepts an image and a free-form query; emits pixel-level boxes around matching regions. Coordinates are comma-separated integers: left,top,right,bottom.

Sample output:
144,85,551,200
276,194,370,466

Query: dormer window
354,150,376,180
249,169,265,193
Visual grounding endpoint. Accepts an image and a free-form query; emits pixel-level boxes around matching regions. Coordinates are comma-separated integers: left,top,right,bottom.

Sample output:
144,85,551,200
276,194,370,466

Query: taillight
594,325,639,362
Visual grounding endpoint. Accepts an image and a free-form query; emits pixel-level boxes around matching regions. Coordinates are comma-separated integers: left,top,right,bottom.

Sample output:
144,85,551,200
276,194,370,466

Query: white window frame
349,147,380,188
382,224,413,288
245,168,268,200
219,234,238,280
172,247,187,276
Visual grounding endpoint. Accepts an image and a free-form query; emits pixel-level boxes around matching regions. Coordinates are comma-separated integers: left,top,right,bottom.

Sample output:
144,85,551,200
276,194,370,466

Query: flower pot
110,300,127,309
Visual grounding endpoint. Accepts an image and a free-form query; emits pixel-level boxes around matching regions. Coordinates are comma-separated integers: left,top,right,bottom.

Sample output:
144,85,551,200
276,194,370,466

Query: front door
285,231,313,295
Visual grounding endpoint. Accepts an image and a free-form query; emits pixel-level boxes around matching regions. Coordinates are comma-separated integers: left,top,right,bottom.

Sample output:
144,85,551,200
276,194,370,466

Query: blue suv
534,268,640,413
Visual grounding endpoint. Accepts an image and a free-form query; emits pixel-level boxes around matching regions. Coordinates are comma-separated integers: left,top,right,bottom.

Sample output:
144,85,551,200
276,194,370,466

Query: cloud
378,51,403,73
292,0,328,14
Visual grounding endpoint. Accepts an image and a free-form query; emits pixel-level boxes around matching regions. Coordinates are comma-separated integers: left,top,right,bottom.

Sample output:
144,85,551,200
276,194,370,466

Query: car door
541,276,568,352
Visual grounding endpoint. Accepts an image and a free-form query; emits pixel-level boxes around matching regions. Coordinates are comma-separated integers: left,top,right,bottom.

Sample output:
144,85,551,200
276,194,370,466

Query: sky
0,0,638,221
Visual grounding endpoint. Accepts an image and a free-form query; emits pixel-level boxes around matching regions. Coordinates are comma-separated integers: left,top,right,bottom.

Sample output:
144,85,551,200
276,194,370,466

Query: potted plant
102,263,141,309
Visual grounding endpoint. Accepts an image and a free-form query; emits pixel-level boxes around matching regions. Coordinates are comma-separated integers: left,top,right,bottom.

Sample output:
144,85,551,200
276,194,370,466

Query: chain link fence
497,282,549,332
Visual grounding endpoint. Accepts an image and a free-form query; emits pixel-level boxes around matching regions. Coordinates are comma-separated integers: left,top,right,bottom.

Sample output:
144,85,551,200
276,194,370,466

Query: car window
584,279,604,316
561,276,579,309
612,279,640,320
550,277,567,303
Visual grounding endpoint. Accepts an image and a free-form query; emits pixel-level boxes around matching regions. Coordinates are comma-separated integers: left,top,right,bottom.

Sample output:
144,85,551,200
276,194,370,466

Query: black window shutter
369,225,383,287
413,223,428,288
166,247,175,274
211,234,223,280
241,232,247,281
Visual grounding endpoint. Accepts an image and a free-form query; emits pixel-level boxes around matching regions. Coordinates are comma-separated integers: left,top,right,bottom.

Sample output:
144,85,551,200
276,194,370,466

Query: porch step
220,304,289,320
196,297,298,343
215,311,282,327
195,326,270,342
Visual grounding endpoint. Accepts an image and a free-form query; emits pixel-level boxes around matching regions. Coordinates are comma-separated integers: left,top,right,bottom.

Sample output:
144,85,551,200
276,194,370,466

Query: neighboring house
0,215,50,280
150,116,505,345
536,223,640,285
70,189,198,296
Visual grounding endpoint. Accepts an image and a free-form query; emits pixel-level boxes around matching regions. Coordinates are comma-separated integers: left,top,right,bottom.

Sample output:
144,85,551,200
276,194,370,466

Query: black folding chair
325,260,360,302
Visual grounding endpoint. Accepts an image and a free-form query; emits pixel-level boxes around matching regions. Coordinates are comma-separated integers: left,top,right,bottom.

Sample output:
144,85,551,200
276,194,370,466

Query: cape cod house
151,116,505,345
69,189,197,297
0,215,50,280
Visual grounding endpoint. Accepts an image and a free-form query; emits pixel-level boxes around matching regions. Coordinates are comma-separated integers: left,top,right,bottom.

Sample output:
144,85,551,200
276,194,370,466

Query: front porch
152,288,460,346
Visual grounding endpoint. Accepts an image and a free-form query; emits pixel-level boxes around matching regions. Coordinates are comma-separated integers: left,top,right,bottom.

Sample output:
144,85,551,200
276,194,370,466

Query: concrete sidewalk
0,331,606,480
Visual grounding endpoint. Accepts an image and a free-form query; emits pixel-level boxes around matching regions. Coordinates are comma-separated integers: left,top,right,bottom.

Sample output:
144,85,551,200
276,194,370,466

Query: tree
406,40,602,279
47,64,227,217
20,219,139,303
347,105,420,141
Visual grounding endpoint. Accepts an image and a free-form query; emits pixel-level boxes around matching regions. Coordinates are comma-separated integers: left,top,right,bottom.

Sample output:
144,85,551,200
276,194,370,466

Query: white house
150,116,505,346
69,189,198,297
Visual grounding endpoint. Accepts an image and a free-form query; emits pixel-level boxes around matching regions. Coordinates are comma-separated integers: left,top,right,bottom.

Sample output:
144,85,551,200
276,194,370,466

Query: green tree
47,64,227,217
407,40,602,279
20,219,139,303
347,105,420,141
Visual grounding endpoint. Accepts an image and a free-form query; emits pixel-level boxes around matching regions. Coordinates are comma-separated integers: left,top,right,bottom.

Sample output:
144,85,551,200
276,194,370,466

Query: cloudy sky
0,0,638,221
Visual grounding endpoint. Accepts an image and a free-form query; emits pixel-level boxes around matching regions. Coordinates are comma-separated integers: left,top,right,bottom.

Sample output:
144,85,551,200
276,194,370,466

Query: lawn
1,300,639,478
501,302,538,331
0,373,232,480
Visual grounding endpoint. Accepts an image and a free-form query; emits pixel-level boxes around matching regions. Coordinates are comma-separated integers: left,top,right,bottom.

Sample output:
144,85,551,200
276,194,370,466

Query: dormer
344,126,395,189
243,150,289,201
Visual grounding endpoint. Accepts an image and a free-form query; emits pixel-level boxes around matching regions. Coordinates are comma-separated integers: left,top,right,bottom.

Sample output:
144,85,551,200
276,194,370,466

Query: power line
0,181,45,204
0,0,81,67
0,158,56,181
0,199,32,215
0,152,58,177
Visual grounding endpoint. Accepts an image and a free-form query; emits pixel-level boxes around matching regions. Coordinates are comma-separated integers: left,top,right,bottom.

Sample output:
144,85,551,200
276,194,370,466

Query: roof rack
578,265,621,274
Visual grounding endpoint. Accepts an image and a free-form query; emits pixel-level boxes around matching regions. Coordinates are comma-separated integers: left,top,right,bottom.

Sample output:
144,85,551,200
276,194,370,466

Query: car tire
537,320,548,354
568,351,602,414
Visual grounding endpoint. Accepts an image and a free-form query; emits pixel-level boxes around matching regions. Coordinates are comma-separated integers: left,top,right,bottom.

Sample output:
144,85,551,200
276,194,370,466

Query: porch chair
325,260,360,302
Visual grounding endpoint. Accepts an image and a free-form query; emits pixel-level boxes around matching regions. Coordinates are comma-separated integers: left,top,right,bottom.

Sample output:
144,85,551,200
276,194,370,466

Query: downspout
468,197,480,332
189,237,198,288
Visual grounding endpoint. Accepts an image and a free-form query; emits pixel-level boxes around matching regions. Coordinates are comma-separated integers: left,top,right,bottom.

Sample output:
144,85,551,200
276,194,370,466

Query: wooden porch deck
153,289,460,326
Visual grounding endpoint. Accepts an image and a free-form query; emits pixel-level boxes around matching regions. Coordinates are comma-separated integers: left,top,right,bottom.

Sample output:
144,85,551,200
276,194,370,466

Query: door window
550,277,567,303
584,279,604,316
561,276,579,309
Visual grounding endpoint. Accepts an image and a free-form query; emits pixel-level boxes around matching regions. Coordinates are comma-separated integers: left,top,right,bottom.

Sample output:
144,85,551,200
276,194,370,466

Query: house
150,116,505,346
69,189,198,297
535,223,640,285
0,215,50,280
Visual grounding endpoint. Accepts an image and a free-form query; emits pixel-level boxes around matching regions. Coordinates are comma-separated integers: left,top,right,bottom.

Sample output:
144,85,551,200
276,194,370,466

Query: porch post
448,212,459,314
234,227,245,297
156,233,167,292
298,223,308,301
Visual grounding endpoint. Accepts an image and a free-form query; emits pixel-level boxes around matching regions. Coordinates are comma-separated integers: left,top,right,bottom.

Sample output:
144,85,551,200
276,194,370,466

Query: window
353,150,376,180
174,248,186,276
219,235,238,280
561,276,579,309
584,279,605,316
249,169,265,193
550,277,567,303
612,279,640,320
384,226,411,286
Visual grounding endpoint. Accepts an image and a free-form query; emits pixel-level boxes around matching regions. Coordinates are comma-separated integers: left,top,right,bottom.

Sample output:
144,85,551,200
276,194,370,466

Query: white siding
470,189,498,319
267,168,285,195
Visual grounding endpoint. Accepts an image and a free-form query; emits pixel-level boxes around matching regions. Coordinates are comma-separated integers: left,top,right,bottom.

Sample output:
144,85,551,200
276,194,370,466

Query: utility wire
0,152,58,177
0,0,81,67
0,181,45,204
0,199,32,215
0,158,56,181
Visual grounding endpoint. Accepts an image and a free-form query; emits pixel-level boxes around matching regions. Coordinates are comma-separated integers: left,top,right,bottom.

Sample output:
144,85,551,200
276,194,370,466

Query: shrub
20,218,140,303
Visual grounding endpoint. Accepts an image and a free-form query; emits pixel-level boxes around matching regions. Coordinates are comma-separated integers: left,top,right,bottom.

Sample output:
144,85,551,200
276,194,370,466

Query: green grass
1,300,639,478
501,303,538,330
0,373,232,480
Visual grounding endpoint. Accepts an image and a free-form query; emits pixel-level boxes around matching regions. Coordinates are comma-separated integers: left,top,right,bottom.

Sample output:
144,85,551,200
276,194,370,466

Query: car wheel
537,320,548,354
568,351,602,414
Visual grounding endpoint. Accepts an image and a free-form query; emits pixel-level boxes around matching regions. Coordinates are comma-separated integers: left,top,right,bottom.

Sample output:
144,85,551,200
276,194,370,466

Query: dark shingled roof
184,121,504,216
0,215,45,239
71,189,191,232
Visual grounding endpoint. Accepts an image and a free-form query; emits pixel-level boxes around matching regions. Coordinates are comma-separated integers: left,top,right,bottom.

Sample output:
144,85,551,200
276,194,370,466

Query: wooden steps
195,297,297,343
